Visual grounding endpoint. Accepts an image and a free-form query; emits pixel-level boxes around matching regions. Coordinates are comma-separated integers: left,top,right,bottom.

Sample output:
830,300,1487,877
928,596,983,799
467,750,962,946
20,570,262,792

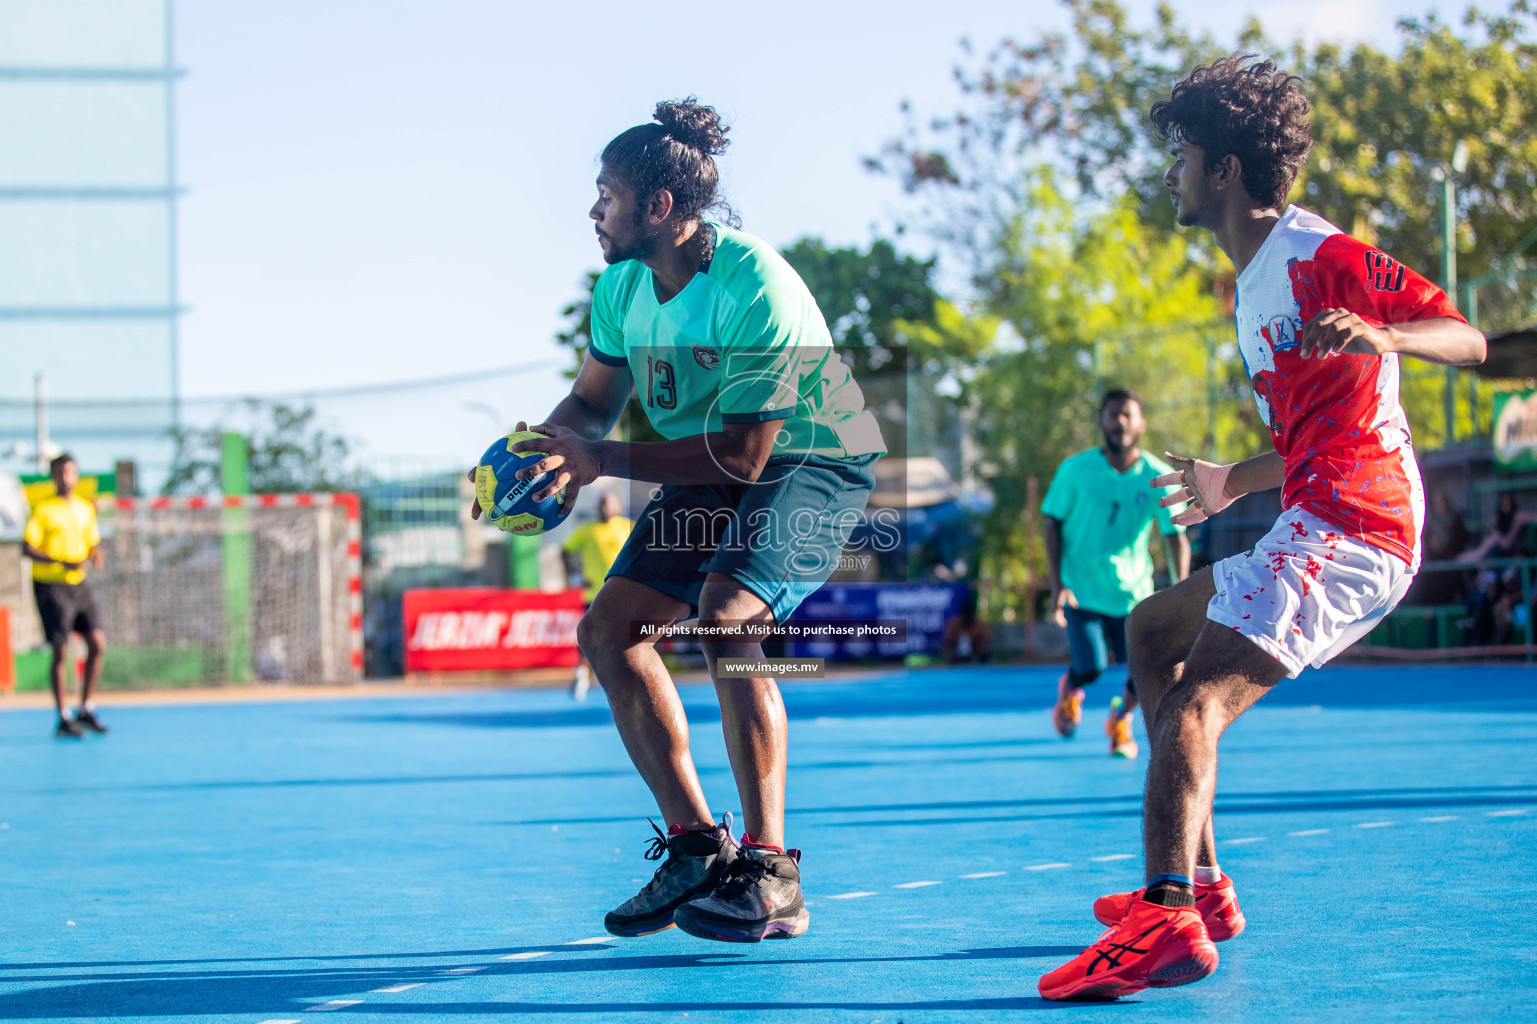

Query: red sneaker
1039,900,1218,1001
1092,874,1246,941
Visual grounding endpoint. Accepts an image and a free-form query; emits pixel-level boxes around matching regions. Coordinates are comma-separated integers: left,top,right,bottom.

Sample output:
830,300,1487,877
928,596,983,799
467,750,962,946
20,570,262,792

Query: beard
1102,430,1136,454
599,207,657,264
1173,186,1209,228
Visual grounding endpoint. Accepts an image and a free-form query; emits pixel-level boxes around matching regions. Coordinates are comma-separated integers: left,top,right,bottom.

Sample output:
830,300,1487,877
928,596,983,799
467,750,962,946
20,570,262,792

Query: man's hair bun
654,98,729,156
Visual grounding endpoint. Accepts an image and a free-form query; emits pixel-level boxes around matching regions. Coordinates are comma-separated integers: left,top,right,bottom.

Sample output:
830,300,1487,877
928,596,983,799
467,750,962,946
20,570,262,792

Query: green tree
164,402,371,496
961,174,1247,610
873,0,1537,469
882,0,1537,287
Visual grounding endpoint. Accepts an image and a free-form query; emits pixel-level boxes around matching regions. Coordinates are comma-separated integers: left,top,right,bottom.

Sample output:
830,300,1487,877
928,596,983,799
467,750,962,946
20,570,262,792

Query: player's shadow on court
0,946,1091,1018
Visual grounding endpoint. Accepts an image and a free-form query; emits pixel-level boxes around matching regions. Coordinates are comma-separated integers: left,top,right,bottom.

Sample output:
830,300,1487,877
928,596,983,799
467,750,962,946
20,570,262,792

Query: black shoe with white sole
604,815,739,937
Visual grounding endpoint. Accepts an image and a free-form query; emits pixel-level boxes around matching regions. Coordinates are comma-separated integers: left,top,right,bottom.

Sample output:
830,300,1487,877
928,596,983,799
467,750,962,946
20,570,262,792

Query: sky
173,0,1466,469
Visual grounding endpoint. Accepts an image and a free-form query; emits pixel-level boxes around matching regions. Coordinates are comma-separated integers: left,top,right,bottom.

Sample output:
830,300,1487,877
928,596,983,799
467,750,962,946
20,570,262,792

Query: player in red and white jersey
1233,205,1460,566
1041,55,1486,1002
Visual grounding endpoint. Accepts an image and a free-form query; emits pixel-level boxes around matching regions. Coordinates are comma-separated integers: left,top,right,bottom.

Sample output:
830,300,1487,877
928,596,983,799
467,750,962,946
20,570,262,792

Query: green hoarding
1492,391,1537,471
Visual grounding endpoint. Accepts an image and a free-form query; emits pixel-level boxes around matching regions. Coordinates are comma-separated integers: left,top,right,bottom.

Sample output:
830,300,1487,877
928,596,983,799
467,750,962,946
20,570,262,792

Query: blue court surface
3,664,1535,1023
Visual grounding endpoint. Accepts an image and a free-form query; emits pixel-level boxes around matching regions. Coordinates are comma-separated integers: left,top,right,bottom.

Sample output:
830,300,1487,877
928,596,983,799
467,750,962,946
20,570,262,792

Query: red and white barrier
403,587,585,673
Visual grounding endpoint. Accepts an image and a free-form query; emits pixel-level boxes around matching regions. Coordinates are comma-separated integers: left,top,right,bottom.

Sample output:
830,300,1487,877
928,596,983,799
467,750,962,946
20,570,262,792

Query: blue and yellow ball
475,430,570,535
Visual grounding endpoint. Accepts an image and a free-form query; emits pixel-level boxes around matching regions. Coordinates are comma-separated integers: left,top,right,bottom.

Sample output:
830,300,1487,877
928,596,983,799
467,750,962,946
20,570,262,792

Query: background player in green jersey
474,100,883,944
1042,389,1190,757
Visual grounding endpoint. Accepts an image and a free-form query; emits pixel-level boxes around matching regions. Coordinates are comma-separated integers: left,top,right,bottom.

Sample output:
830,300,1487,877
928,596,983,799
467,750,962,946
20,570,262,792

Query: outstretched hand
1152,453,1237,527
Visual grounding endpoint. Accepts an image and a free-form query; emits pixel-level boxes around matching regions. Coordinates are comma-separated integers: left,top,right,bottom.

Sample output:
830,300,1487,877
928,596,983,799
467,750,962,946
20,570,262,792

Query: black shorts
33,581,101,647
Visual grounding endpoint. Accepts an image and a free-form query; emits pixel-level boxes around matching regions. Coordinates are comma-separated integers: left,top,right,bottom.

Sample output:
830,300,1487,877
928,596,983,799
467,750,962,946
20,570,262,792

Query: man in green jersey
474,99,884,943
1042,389,1190,758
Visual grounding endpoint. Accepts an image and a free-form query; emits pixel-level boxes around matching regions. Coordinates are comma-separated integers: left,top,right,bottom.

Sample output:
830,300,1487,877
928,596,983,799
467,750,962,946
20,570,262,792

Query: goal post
93,494,362,686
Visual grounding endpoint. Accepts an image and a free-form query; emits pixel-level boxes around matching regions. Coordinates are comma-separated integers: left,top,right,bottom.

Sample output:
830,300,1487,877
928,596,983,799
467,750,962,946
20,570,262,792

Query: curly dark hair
601,98,735,223
1150,54,1312,210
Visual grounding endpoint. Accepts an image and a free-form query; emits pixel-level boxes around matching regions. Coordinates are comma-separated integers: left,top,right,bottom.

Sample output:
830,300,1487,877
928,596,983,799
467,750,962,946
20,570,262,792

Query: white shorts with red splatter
1206,508,1416,678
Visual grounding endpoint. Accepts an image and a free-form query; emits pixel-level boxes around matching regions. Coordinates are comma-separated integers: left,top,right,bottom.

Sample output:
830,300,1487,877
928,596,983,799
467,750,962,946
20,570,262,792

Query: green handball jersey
587,223,886,458
1041,449,1186,618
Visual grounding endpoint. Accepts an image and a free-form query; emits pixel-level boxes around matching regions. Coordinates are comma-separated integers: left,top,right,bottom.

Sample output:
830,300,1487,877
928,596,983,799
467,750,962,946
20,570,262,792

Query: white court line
894,880,942,889
440,967,485,975
1356,821,1396,829
1224,837,1265,845
828,891,878,899
960,871,1007,878
308,1001,363,1012
1288,829,1329,836
1025,862,1071,871
1089,854,1135,862
370,983,423,993
1419,815,1459,822
257,1020,301,1023
500,951,551,961
566,936,613,945
1486,809,1527,817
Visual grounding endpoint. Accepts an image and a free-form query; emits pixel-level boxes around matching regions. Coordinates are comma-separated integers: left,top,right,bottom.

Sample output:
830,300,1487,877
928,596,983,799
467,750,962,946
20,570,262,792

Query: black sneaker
74,710,109,734
673,843,810,942
604,815,739,937
55,718,85,739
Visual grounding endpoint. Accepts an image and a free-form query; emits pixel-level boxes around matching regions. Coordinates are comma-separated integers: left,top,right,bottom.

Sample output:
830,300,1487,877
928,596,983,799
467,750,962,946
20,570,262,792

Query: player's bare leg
675,572,808,942
582,575,743,937
697,574,787,849
578,576,713,831
81,628,106,706
1126,568,1220,864
1075,573,1254,943
1142,623,1284,879
72,629,110,734
47,642,75,733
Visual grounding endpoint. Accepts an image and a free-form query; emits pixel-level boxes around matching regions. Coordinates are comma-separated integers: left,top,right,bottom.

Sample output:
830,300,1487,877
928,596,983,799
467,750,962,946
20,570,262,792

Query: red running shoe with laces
1092,873,1246,941
1039,900,1218,1001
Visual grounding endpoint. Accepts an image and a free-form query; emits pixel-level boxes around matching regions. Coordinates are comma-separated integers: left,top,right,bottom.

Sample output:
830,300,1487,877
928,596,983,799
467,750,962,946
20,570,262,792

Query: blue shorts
1063,606,1127,686
608,453,879,624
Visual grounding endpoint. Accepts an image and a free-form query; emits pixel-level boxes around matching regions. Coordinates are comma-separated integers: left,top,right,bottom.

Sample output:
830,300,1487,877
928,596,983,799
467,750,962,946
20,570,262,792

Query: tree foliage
164,403,371,496
866,0,1534,603
879,0,1537,329
962,174,1246,608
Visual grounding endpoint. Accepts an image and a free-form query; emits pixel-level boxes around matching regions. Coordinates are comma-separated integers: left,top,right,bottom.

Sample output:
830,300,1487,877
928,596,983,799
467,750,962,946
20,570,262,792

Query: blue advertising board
788,582,968,660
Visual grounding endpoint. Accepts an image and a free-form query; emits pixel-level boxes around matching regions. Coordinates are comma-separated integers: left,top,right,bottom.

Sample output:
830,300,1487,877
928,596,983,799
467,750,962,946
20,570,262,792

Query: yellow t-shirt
25,494,101,585
562,517,634,602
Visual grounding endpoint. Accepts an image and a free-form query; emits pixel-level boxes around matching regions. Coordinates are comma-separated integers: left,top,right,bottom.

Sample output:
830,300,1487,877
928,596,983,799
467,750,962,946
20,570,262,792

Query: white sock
1194,864,1222,885
81,701,95,713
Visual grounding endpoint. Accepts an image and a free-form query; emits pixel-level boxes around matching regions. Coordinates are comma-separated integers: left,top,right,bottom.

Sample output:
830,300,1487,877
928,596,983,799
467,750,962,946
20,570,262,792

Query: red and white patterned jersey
1234,206,1464,566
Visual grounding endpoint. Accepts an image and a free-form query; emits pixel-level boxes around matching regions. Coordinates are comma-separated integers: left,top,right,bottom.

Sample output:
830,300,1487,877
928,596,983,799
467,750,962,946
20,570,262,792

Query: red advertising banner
403,588,584,673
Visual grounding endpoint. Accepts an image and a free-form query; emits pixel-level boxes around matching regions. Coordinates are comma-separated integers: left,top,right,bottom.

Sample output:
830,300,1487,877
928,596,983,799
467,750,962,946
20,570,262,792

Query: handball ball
475,430,570,535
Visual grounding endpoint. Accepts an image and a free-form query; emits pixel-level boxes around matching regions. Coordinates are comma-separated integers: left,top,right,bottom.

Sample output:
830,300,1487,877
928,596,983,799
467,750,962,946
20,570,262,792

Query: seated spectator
941,594,992,664
1458,492,1537,563
1463,566,1532,646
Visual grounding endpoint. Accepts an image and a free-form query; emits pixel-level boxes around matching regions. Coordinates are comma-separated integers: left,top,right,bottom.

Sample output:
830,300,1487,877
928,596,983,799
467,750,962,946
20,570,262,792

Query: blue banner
788,582,968,660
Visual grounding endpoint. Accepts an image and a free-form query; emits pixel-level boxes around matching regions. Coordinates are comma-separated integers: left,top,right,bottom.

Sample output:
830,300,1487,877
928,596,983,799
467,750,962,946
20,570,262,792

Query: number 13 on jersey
646,356,677,410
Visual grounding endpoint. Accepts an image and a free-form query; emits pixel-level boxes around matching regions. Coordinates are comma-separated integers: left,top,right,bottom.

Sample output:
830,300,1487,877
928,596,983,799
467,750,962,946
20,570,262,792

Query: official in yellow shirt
23,454,110,738
561,491,633,698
